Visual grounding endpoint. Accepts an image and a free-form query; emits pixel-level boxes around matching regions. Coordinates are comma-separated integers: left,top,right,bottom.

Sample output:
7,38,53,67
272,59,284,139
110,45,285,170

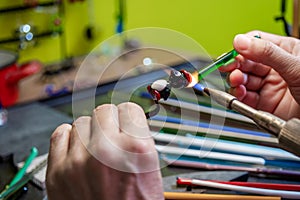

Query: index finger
90,104,119,142
245,30,299,51
118,102,150,138
48,124,71,169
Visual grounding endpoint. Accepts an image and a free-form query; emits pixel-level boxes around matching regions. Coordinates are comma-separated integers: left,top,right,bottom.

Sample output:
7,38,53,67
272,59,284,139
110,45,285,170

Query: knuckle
119,101,135,107
118,102,145,118
50,124,71,143
74,116,90,124
284,60,300,83
94,104,116,112
93,104,118,118
128,139,155,154
262,41,275,58
118,102,142,110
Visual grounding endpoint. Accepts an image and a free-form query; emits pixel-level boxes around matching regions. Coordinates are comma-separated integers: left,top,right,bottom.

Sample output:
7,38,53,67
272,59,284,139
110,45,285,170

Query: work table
0,48,204,199
1,48,300,200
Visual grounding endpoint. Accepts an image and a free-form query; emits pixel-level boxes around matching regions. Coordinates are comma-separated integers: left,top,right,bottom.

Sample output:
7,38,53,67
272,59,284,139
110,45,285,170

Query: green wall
0,0,292,63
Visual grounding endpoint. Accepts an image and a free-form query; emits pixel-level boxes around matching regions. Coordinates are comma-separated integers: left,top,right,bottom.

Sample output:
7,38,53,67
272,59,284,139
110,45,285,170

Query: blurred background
0,0,292,64
2,2,300,200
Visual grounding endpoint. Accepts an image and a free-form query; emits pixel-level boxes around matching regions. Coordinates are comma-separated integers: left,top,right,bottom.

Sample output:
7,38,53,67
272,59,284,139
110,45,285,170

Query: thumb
233,34,300,84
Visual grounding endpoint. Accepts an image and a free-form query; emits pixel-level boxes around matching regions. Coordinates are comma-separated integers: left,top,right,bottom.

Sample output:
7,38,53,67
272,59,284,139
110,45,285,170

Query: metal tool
203,87,300,157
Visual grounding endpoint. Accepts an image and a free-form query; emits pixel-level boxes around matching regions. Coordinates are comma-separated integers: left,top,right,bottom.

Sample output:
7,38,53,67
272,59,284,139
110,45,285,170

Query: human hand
46,102,164,200
219,31,300,120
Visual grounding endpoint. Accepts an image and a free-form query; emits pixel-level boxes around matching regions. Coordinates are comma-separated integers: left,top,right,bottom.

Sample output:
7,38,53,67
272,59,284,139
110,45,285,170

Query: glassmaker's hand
46,103,164,200
219,31,300,120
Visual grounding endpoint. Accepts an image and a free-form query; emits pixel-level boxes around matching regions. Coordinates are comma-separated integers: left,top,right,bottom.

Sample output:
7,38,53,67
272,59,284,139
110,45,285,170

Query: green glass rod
198,35,260,81
198,49,238,81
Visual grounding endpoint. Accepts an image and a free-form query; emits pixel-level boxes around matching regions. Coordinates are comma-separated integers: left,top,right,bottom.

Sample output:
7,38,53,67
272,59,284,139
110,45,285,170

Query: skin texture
219,30,300,120
46,102,164,200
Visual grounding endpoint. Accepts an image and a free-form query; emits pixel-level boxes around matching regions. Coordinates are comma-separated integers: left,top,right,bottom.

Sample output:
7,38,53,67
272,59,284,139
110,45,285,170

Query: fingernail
236,61,241,69
234,34,251,51
243,73,248,84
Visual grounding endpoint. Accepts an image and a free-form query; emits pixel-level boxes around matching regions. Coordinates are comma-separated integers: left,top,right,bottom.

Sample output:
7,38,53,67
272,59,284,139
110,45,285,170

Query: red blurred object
179,69,193,84
147,85,161,101
0,50,41,107
176,177,300,191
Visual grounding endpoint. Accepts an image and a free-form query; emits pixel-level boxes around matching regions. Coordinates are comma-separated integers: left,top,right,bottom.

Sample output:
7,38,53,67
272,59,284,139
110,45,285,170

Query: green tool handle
198,49,238,80
8,147,38,187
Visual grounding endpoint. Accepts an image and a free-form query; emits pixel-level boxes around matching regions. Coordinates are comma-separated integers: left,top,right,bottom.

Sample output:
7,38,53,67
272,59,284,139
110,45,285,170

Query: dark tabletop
0,102,72,162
